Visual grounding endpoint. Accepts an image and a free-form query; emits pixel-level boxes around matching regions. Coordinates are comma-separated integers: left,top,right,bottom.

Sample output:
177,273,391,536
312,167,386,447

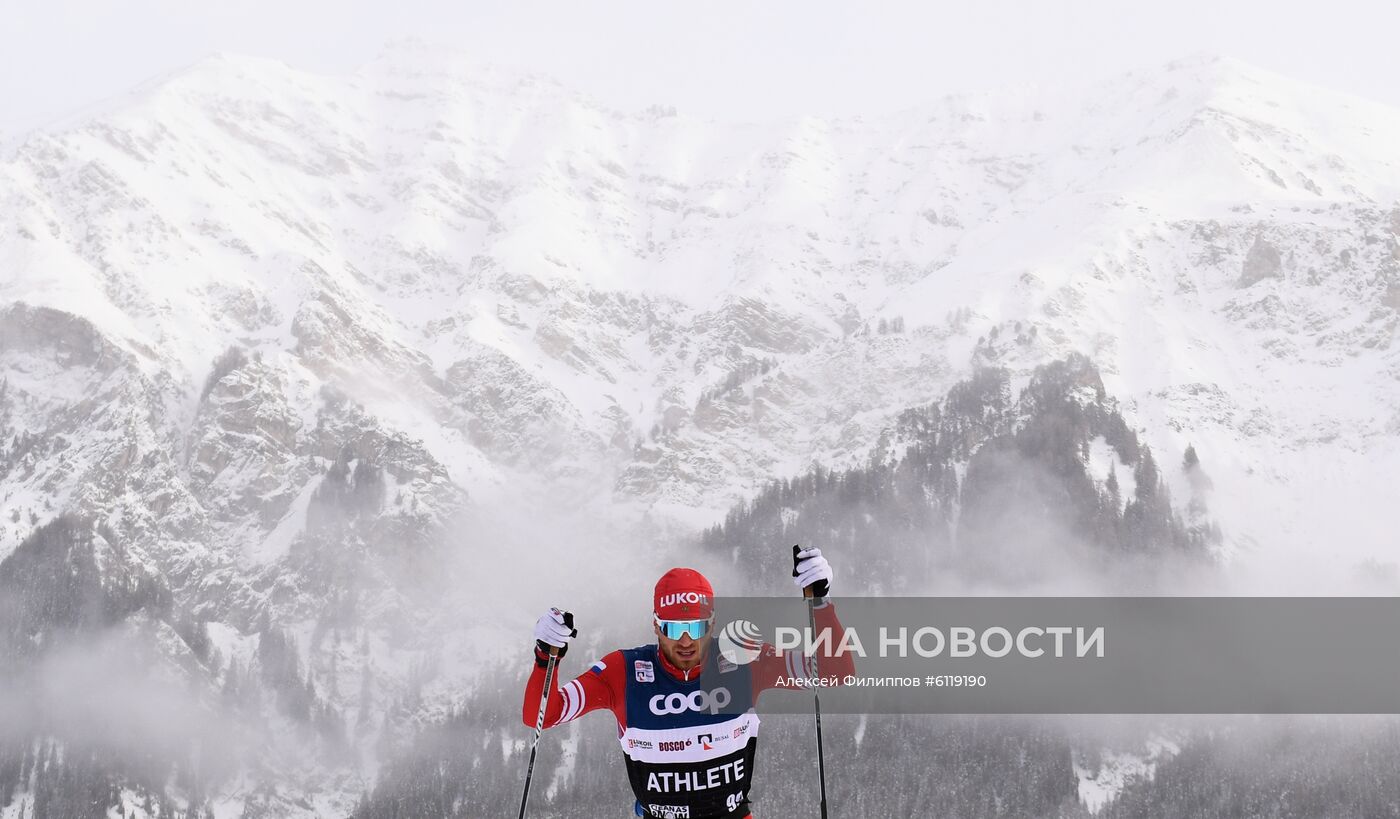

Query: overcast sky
3,0,1399,136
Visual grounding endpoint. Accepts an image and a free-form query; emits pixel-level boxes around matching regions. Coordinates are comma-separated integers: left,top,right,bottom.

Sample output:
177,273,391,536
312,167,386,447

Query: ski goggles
654,616,713,641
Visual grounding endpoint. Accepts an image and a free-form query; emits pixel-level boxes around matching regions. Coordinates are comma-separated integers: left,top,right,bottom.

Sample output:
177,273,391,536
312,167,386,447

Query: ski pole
518,644,561,819
796,545,830,819
804,588,830,819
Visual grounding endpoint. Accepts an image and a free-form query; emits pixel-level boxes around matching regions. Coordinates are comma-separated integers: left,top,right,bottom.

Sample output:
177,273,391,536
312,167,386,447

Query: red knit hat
654,567,714,620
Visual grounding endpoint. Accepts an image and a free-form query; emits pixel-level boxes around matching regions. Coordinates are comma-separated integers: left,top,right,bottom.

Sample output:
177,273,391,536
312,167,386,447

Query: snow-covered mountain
4,46,1397,568
2,43,1400,816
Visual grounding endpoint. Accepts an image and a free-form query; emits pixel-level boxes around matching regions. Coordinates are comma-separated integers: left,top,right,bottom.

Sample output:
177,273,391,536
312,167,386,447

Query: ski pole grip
551,611,575,655
794,544,815,599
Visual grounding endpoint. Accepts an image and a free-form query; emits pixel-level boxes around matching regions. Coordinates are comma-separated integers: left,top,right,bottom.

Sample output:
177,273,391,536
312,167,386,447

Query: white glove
534,607,576,657
792,546,833,598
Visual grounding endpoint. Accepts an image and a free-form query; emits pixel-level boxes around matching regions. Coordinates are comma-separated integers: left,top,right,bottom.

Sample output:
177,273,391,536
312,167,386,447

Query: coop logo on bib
649,687,733,715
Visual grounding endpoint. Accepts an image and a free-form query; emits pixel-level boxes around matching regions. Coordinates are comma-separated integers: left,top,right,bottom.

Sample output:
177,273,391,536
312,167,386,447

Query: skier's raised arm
752,547,857,695
520,608,625,728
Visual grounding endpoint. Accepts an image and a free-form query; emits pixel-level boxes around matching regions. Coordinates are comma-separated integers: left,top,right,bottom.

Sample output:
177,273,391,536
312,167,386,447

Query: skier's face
655,621,710,671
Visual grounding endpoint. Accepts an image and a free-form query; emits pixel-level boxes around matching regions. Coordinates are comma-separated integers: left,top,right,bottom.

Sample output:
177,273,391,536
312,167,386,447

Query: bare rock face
1381,209,1400,310
187,349,308,527
443,348,601,468
1389,207,1400,263
0,304,121,373
693,298,827,362
1239,234,1283,287
1384,278,1400,313
300,392,467,560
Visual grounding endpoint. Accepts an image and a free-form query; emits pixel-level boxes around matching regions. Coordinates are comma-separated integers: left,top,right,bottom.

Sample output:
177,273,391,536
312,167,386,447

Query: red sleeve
521,648,628,730
750,601,858,697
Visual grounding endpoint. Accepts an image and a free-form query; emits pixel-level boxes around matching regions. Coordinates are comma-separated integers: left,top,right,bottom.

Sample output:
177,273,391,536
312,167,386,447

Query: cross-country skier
523,547,855,819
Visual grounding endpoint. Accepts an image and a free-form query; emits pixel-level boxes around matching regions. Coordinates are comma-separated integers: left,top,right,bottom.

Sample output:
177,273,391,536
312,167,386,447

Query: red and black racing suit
523,602,855,819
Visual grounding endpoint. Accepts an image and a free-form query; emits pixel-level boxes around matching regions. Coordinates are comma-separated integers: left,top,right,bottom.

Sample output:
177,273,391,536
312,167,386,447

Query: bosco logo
649,687,733,715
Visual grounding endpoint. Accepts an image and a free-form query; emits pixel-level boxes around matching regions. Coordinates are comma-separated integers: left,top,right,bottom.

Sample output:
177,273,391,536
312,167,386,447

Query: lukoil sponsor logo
658,591,709,608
